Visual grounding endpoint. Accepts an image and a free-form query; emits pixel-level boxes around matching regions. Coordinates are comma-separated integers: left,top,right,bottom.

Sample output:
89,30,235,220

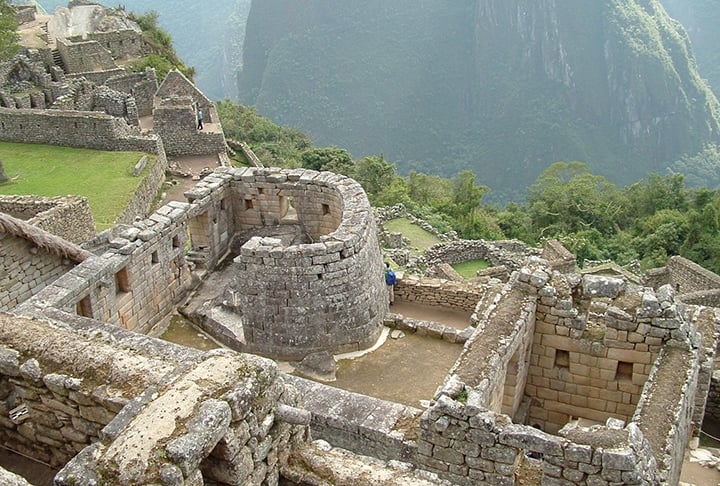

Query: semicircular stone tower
185,167,387,361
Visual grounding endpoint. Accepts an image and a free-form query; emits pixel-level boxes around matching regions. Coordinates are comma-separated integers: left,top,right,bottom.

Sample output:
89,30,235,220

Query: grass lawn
383,217,442,255
452,259,491,279
0,142,154,232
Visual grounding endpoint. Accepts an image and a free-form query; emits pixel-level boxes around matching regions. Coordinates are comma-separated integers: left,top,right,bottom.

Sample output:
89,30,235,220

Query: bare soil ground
680,449,720,485
0,449,56,486
158,154,223,205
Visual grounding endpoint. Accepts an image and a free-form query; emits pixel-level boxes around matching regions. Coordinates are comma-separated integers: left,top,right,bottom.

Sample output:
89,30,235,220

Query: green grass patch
0,142,154,232
383,217,442,255
452,259,491,279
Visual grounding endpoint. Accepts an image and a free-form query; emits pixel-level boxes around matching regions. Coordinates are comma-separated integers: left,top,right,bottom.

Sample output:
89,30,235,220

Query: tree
527,162,625,238
496,202,534,242
625,173,687,217
448,171,497,239
352,155,397,205
216,101,311,167
300,147,352,173
406,171,453,209
671,144,720,189
0,0,19,61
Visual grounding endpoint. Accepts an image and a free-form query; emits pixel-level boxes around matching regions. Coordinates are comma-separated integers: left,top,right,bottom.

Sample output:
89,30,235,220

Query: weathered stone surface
290,351,337,382
0,467,33,486
582,275,625,298
165,399,232,476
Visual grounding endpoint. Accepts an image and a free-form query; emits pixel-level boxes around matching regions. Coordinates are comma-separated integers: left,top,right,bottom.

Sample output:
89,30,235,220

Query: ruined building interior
2,3,720,486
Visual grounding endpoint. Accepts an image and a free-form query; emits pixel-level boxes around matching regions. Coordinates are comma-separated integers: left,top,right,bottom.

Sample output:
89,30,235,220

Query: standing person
384,262,396,305
197,109,204,130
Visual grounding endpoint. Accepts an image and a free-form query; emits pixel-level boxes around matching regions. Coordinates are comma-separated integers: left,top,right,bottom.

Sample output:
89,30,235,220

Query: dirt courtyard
158,154,223,205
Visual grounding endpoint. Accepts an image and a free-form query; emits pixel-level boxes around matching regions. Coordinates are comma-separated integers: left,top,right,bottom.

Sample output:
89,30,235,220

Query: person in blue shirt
197,109,204,130
384,262,396,305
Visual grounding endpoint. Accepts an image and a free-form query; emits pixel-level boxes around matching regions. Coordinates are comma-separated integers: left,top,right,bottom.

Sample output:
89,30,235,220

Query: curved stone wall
229,168,386,360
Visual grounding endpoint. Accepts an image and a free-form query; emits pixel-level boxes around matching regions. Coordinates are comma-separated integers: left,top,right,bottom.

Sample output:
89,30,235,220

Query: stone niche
187,168,387,361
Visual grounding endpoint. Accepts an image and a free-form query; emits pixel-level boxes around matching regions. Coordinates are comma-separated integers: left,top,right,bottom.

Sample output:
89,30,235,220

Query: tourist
384,262,396,305
197,109,204,130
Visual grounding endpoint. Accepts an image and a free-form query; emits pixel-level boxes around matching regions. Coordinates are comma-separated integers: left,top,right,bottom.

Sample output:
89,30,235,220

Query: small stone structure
0,194,95,244
185,167,387,360
412,258,717,485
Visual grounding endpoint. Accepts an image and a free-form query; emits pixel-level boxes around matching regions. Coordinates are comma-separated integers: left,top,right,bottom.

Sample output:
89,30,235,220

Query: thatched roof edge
0,212,93,263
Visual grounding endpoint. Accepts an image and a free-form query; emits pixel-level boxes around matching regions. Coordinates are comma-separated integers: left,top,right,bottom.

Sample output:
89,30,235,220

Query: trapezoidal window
115,267,131,294
616,361,633,382
76,296,92,318
322,203,330,215
245,199,254,210
554,350,569,369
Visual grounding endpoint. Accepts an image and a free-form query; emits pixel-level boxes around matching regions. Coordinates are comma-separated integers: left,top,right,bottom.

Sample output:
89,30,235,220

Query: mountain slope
662,0,720,95
239,0,720,199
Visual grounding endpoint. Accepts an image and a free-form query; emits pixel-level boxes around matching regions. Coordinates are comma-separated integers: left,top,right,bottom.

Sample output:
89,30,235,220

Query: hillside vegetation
239,0,720,201
221,105,720,275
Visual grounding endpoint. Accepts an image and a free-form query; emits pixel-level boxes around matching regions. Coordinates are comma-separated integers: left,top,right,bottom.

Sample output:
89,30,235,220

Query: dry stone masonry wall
0,311,307,486
0,195,95,244
0,231,76,312
0,108,157,152
185,167,387,361
413,257,717,485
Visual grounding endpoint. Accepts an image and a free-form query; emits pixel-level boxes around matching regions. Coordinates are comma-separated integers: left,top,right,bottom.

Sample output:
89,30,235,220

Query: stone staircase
51,49,66,72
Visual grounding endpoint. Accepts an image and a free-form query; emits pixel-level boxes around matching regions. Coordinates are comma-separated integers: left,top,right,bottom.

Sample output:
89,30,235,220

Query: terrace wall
0,108,158,153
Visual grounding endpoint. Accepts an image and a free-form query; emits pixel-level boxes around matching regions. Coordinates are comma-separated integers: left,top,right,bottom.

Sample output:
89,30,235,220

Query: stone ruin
178,167,387,361
1,159,719,484
1,3,720,485
1,4,226,167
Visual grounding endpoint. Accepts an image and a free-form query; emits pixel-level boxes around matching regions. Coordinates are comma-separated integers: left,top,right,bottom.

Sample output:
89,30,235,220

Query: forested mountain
35,0,250,101
662,0,720,94
238,0,720,200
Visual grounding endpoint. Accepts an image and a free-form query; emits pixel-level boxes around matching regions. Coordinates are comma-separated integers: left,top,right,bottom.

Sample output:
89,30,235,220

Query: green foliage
528,162,626,238
216,101,311,167
0,0,19,61
626,173,688,217
496,203,534,242
301,147,353,173
128,10,195,81
671,144,720,189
